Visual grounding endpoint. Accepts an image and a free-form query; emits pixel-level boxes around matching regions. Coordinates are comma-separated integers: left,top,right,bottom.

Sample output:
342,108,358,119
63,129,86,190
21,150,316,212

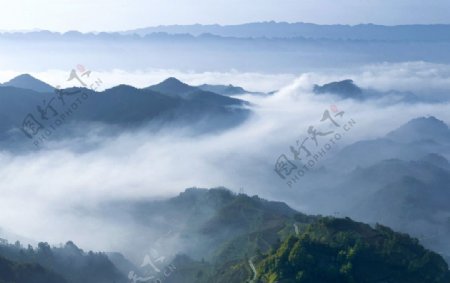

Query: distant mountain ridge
0,76,251,149
313,79,422,102
3,22,450,42
147,77,259,97
313,79,363,99
1,74,54,93
294,116,450,264
387,116,450,144
3,29,450,72
329,115,450,170
122,22,450,41
197,84,247,95
146,77,198,97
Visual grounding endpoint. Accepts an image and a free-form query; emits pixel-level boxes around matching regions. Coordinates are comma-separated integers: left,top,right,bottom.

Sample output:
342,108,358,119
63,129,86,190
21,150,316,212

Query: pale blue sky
0,0,449,32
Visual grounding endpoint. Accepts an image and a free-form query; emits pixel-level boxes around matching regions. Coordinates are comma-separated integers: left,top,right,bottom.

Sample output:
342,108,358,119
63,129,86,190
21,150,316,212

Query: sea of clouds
0,61,449,254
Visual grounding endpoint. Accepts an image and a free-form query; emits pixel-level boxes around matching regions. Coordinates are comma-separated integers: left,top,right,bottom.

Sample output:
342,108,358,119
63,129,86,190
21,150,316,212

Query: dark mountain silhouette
313,79,423,102
313,79,363,99
146,77,198,97
146,78,251,103
387,116,450,144
0,78,250,148
0,241,125,283
1,74,54,93
0,255,66,283
197,84,248,96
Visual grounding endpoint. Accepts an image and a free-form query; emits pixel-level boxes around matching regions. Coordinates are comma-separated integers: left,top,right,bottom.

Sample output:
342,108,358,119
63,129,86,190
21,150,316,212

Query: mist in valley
1,16,450,282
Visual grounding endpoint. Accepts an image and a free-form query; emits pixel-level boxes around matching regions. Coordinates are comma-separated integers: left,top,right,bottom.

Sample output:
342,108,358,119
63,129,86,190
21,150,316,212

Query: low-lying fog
1,61,449,260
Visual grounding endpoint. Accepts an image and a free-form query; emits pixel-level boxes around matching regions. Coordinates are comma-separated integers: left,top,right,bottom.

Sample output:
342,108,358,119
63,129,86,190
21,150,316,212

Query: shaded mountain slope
0,78,250,148
0,255,66,283
256,218,450,283
94,188,450,283
0,241,125,283
1,74,54,93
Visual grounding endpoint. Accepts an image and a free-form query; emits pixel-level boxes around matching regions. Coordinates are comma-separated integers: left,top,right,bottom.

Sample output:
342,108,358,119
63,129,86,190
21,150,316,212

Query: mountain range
0,74,254,97
313,79,422,102
4,22,450,41
3,25,450,72
0,75,253,148
290,116,450,263
2,188,449,283
0,111,449,281
0,74,54,93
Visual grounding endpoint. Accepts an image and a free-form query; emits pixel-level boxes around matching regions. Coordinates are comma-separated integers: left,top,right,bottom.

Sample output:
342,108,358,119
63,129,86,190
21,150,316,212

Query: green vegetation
152,189,450,283
2,188,449,283
256,218,450,283
0,241,124,283
0,255,66,283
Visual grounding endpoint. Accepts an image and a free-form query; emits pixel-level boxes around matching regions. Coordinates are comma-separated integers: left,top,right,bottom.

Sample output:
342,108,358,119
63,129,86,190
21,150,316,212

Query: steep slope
296,117,450,263
95,188,450,283
256,218,450,283
0,81,250,148
329,115,450,170
146,78,249,105
313,79,363,99
3,188,449,283
387,116,450,144
146,77,198,98
0,255,66,283
0,241,125,283
1,74,54,93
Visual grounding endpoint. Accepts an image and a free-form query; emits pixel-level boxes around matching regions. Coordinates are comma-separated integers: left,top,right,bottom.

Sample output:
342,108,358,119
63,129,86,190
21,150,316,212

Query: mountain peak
163,76,184,84
11,73,34,80
313,79,363,99
387,116,450,144
197,83,248,96
158,77,191,89
408,116,447,127
146,77,198,97
2,73,54,93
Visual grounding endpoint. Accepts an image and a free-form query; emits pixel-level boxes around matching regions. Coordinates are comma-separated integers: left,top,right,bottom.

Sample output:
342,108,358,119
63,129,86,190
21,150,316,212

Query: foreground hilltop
97,188,450,283
1,188,449,282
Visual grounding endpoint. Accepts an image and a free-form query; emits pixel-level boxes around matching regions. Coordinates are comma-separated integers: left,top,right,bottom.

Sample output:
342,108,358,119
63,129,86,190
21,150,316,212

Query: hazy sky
0,0,449,32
